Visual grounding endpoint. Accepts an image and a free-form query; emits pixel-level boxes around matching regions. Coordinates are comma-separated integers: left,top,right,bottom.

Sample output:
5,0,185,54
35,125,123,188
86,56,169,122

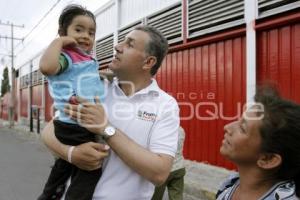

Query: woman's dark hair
58,4,96,36
255,85,300,197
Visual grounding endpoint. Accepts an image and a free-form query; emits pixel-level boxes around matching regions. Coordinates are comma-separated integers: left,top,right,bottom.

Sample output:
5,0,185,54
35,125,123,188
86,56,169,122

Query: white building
2,0,299,170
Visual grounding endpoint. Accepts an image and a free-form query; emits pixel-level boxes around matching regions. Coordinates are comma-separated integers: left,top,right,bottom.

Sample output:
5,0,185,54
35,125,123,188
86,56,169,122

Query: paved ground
0,126,54,200
0,120,231,200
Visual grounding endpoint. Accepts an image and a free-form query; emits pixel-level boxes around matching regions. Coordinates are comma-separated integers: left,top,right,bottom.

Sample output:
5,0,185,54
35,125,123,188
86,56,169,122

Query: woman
217,87,300,199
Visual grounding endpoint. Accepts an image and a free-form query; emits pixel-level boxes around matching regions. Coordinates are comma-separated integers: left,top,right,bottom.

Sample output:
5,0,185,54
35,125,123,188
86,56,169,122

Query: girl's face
66,15,96,53
220,106,263,165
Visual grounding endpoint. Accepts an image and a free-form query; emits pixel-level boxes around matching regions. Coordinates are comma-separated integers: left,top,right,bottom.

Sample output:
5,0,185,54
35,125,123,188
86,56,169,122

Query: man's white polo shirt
92,78,180,200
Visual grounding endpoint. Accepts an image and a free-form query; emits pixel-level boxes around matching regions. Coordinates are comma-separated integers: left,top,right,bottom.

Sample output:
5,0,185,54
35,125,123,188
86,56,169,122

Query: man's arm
41,121,68,159
65,98,179,186
41,121,109,171
39,36,77,76
106,129,174,186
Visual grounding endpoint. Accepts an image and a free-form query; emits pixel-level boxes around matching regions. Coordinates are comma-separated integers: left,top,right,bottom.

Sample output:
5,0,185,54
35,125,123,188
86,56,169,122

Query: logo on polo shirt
137,110,157,121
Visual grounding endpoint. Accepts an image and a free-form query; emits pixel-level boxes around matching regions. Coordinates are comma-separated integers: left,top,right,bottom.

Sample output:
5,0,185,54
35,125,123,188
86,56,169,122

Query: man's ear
143,56,157,71
257,153,282,169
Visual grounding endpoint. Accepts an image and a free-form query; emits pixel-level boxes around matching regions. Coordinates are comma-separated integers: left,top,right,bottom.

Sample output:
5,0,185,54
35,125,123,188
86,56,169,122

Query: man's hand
64,96,108,135
41,121,109,171
72,142,109,171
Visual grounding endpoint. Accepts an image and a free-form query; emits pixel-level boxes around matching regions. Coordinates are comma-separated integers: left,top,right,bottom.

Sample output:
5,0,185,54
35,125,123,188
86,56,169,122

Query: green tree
1,67,10,97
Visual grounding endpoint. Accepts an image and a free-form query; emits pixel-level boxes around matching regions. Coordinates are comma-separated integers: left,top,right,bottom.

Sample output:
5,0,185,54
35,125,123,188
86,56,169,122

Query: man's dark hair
58,4,96,36
255,85,300,197
134,26,168,76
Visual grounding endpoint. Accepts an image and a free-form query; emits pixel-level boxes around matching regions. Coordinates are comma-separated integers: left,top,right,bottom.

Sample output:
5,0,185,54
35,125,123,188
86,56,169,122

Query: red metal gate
257,14,300,103
20,88,29,118
157,31,246,169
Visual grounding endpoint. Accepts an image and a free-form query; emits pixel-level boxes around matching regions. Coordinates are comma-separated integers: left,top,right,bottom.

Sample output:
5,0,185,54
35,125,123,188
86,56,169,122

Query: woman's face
220,106,264,165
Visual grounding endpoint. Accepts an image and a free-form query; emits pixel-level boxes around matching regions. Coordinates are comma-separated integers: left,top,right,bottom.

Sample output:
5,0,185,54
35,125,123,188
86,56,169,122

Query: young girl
217,87,300,200
38,4,104,200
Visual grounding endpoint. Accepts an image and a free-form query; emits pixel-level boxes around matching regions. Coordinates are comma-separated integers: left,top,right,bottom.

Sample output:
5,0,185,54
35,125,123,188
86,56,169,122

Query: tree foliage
1,67,10,97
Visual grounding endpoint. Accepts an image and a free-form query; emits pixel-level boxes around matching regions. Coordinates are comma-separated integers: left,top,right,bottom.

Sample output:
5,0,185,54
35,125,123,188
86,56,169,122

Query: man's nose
224,124,230,135
114,43,122,53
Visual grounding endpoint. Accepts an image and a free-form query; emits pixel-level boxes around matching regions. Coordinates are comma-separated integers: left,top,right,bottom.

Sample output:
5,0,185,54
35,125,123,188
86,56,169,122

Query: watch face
105,126,116,136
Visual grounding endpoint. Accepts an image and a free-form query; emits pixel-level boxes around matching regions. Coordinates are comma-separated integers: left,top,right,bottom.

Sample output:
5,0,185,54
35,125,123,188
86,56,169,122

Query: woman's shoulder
216,173,239,200
264,181,299,200
216,176,299,200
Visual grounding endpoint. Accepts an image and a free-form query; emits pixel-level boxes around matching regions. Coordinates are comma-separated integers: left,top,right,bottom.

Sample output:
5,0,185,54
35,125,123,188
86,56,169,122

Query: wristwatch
102,125,116,140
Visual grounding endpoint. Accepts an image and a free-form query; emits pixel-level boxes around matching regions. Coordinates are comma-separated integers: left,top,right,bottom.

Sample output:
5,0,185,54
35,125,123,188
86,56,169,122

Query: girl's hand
59,36,78,47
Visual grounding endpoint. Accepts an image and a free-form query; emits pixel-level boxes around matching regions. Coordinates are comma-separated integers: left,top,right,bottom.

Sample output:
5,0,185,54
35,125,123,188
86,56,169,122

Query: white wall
16,0,181,75
95,1,116,39
19,64,31,77
31,54,42,71
119,0,180,28
15,0,111,71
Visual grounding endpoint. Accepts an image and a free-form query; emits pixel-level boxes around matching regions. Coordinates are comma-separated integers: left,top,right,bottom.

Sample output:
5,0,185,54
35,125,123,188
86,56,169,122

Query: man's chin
108,63,118,71
108,63,114,70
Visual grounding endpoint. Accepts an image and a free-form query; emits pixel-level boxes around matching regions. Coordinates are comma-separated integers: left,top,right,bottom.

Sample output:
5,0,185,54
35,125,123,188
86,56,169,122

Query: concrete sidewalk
183,161,232,200
0,120,232,200
0,122,54,200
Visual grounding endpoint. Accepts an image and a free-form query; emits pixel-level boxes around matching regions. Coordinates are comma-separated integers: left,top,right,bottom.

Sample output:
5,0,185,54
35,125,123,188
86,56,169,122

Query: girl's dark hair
58,4,96,36
255,85,300,197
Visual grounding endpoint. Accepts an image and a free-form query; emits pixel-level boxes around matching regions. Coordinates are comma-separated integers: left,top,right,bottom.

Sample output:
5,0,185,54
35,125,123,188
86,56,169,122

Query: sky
0,0,111,92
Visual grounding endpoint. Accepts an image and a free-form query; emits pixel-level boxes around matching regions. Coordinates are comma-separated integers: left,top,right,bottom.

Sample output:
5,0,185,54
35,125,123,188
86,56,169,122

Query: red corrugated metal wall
0,92,18,121
257,21,300,103
19,83,53,122
0,99,2,119
19,85,43,119
14,79,18,121
156,35,246,169
20,88,29,118
1,93,10,120
32,85,42,106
